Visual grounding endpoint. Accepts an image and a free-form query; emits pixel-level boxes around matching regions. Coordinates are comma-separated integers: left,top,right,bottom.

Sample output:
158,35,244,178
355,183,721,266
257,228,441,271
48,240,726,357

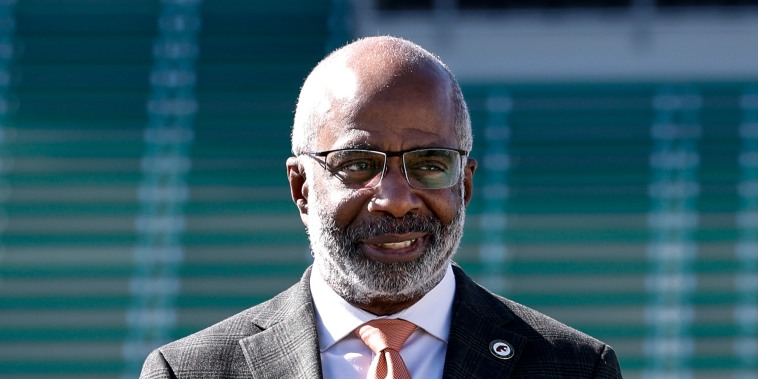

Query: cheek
310,179,369,227
422,187,465,225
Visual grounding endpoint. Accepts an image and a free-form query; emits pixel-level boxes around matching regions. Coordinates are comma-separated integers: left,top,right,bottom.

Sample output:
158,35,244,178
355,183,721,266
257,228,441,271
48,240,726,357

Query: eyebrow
340,142,375,150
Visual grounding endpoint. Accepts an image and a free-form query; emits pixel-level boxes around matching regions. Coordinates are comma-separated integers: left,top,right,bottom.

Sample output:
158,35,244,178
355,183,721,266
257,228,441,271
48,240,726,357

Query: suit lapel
237,265,526,378
442,266,527,379
239,268,323,379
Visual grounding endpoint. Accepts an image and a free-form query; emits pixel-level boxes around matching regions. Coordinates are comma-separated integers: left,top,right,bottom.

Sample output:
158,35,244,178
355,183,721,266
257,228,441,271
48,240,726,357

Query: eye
408,159,449,174
325,150,384,183
338,159,379,173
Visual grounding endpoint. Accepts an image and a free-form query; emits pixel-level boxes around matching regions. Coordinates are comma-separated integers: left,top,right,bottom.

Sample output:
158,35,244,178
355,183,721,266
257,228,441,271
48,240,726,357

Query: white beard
306,185,466,306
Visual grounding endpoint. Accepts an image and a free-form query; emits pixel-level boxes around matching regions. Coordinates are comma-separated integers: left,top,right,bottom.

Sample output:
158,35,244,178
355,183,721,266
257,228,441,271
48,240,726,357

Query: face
288,61,476,314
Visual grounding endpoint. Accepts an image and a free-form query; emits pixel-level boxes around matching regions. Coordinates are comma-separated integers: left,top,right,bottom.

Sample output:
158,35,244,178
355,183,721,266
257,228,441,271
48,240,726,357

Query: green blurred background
0,1,756,378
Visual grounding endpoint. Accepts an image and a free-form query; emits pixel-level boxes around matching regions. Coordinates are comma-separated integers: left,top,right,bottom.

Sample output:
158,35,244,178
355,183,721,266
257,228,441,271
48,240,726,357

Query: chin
325,254,450,306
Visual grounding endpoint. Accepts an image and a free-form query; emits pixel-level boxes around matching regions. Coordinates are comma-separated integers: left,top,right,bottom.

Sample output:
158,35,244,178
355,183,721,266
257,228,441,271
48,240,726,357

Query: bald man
140,36,623,379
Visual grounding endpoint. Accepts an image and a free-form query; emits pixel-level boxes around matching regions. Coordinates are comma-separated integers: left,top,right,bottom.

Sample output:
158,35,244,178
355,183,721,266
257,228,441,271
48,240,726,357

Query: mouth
361,233,427,263
376,239,415,249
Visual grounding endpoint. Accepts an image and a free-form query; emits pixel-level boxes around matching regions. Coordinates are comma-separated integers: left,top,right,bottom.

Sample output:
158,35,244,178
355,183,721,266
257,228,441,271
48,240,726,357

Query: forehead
316,63,458,152
328,126,450,152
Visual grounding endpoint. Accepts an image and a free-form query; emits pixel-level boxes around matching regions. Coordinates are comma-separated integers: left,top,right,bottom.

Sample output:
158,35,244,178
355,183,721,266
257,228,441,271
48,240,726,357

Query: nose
367,159,423,218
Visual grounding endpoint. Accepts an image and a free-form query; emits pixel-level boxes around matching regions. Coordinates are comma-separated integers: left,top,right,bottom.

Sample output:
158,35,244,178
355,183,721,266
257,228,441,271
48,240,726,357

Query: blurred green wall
0,1,756,378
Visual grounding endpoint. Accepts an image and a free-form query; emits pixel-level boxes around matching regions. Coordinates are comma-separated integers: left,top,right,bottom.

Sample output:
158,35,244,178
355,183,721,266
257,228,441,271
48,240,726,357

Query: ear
287,156,309,226
462,157,477,207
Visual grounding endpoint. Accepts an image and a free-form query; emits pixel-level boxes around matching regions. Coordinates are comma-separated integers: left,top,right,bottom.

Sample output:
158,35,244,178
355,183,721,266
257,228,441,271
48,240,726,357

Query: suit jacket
140,265,622,378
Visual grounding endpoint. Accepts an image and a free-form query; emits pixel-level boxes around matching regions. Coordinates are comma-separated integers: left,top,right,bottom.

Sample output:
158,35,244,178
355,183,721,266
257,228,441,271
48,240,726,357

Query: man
140,36,622,378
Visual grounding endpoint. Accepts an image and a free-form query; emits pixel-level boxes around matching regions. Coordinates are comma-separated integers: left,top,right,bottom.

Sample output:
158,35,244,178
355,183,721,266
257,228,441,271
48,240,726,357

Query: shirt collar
310,263,456,352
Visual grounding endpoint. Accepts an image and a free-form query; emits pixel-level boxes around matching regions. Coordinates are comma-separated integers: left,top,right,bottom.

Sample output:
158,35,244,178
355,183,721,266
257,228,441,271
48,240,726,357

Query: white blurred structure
351,1,758,82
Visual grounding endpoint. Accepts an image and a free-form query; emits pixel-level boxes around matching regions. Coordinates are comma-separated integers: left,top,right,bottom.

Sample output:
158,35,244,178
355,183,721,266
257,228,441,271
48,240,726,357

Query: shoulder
497,294,621,377
453,264,604,345
139,279,309,378
498,293,609,354
139,307,260,378
450,265,622,377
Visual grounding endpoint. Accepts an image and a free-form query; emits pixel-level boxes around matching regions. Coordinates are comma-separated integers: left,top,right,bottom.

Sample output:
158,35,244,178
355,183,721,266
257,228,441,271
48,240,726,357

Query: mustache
343,213,442,241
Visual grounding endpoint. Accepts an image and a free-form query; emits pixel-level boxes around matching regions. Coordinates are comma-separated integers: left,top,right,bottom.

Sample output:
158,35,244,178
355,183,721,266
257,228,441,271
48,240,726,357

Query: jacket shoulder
450,266,622,378
139,281,306,378
501,296,622,377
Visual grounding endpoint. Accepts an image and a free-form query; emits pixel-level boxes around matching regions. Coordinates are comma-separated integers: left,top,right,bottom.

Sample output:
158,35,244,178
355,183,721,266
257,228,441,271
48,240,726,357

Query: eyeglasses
303,147,468,190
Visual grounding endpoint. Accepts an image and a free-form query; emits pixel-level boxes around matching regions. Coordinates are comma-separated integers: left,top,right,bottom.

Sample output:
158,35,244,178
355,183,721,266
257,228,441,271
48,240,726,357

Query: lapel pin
489,339,515,360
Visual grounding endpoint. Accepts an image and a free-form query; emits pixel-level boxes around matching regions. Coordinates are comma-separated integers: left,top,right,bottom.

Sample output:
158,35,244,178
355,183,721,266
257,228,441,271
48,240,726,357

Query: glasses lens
403,149,462,189
324,150,385,187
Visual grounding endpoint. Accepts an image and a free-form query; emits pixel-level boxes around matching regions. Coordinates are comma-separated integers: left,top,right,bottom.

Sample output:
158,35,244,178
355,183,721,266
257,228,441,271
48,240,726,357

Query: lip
361,232,428,263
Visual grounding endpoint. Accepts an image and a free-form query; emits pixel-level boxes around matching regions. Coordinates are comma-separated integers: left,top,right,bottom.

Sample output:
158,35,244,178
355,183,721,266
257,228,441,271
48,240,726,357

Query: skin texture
287,37,477,315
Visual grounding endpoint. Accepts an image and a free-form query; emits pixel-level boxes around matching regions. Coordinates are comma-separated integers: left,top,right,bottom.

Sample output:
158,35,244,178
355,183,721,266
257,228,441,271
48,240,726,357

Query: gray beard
307,191,466,307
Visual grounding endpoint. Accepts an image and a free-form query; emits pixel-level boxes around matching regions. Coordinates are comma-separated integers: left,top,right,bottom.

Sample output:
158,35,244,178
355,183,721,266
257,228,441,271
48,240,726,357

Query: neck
351,296,423,316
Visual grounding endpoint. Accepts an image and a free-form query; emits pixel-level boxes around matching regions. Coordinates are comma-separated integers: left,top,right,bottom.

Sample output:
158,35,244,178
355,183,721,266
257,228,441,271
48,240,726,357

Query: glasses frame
303,147,469,190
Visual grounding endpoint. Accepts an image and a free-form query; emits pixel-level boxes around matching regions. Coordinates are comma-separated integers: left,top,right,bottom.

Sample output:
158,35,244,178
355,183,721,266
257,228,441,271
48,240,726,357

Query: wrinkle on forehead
329,127,445,151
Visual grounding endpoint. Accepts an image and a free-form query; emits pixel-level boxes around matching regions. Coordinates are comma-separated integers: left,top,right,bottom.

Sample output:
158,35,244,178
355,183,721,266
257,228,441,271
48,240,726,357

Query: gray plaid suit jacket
140,265,622,378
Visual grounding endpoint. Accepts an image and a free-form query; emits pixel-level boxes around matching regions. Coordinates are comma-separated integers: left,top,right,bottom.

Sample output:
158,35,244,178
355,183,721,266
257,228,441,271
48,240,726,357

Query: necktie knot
355,319,417,353
355,319,417,379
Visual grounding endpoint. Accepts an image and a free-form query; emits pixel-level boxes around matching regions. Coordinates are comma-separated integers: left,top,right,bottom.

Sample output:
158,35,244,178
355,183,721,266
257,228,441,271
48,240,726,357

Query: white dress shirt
310,264,456,379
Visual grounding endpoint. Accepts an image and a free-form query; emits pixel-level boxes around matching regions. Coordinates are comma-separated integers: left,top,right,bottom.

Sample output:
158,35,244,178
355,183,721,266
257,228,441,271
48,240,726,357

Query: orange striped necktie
355,319,417,379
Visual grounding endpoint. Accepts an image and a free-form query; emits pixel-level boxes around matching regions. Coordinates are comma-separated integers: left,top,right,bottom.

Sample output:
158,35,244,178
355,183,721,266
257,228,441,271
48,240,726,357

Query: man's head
291,36,472,157
286,36,477,315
